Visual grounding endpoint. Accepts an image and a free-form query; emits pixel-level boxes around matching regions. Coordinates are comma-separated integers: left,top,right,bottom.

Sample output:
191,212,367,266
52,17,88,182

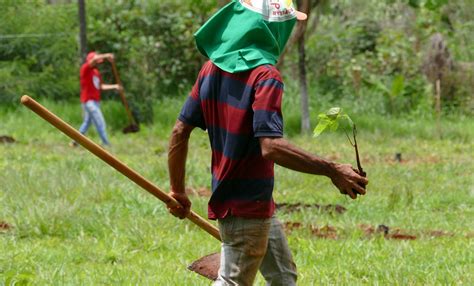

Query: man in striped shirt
168,1,368,285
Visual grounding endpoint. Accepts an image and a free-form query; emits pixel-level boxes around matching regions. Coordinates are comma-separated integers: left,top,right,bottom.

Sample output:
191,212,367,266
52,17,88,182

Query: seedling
314,107,366,195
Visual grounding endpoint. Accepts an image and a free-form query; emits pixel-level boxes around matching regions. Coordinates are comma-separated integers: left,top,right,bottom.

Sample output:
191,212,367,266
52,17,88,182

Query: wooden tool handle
109,61,136,126
21,95,220,241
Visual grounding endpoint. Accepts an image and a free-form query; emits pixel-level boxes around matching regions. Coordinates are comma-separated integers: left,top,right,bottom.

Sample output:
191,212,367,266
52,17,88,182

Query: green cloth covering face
194,1,296,73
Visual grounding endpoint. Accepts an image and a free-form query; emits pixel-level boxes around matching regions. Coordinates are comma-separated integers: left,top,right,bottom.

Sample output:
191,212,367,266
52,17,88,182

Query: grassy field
1,98,473,285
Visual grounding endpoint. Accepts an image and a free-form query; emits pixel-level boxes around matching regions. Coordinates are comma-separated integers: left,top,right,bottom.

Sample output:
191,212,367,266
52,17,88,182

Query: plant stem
353,125,363,173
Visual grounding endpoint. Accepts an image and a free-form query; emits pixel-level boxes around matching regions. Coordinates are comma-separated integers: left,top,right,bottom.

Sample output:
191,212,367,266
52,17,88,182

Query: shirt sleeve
178,75,206,130
252,74,284,138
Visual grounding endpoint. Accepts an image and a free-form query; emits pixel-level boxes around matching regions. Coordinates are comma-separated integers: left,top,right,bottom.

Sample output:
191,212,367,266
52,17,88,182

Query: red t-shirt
80,62,102,103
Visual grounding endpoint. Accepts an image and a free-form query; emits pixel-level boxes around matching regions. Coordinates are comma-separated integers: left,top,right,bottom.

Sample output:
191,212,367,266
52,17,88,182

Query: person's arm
259,137,368,199
100,83,122,91
92,53,120,91
88,53,114,67
167,120,195,218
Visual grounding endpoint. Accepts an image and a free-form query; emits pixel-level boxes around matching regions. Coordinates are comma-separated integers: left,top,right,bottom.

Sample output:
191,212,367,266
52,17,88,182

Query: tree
297,0,311,133
423,33,453,137
78,0,87,63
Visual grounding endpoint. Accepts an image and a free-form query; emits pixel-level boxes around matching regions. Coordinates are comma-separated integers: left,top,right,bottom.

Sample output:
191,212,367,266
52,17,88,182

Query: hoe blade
188,252,220,281
122,124,140,134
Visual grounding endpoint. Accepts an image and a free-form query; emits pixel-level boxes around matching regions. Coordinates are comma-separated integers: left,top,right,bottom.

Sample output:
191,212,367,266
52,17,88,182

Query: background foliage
0,0,473,125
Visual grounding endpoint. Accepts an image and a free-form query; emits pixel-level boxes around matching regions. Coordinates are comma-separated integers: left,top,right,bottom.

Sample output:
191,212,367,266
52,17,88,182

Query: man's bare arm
259,137,368,199
167,120,194,218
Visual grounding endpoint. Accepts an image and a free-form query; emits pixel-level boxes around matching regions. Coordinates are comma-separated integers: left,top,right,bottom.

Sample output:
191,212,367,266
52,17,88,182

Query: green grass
0,98,473,285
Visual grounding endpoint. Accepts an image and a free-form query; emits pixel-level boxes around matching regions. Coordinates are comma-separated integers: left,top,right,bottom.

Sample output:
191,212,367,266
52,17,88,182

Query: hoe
21,95,221,280
110,61,139,134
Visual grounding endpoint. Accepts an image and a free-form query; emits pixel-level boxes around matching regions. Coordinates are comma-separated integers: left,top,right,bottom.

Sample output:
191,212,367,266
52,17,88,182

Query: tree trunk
298,32,310,133
277,0,319,70
78,0,88,64
435,79,442,138
297,0,311,134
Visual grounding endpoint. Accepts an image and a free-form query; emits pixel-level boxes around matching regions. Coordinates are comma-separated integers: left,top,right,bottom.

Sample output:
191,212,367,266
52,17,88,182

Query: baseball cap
239,0,308,22
86,51,96,62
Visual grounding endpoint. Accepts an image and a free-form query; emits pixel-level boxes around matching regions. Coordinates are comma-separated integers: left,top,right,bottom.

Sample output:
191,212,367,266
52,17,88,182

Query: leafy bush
0,2,78,104
0,0,472,125
285,0,472,119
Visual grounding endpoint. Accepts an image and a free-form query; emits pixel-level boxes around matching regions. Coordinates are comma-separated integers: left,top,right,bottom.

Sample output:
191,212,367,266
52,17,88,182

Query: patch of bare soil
284,222,303,232
388,233,417,240
284,222,460,241
425,230,454,238
0,221,12,232
276,203,347,214
358,224,417,240
310,225,338,239
0,136,15,144
185,187,212,197
359,224,389,235
284,222,338,239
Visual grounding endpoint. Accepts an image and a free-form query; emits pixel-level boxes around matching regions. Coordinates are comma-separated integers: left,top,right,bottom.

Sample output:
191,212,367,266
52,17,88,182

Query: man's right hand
330,163,368,199
168,191,191,219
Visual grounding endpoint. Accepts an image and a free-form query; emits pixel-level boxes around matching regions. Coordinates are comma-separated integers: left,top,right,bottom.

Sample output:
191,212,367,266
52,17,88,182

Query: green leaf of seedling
329,120,339,131
340,114,355,132
326,107,341,119
314,107,356,137
313,115,331,137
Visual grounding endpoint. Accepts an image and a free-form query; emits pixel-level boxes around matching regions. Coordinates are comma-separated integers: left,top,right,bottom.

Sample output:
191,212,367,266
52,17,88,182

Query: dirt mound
0,221,12,231
310,225,338,239
284,222,462,241
284,221,338,239
0,136,15,144
276,203,347,214
284,222,303,231
284,222,424,240
358,224,417,240
426,230,454,238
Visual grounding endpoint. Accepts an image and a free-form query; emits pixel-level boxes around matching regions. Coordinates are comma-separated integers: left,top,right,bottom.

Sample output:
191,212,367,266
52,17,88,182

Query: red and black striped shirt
179,61,284,219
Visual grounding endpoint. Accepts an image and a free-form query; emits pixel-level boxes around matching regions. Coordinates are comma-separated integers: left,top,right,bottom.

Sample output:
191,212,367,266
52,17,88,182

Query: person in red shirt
73,51,121,146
